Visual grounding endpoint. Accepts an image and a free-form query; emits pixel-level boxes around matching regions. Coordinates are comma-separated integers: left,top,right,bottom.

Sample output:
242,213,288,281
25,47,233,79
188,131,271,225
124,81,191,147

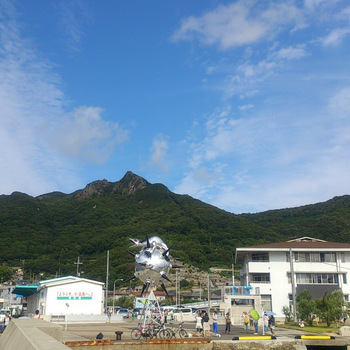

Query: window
250,273,270,283
261,295,272,312
296,253,310,262
251,253,269,262
343,274,347,284
320,253,336,262
296,273,339,284
294,252,336,263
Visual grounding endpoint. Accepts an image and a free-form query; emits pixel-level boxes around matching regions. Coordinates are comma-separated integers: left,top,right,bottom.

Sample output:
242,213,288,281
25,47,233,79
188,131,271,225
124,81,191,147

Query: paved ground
62,319,334,343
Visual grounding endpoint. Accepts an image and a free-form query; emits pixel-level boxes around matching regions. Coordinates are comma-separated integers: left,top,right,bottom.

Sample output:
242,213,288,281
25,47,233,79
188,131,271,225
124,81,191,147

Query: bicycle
146,323,171,339
131,324,153,340
167,321,188,338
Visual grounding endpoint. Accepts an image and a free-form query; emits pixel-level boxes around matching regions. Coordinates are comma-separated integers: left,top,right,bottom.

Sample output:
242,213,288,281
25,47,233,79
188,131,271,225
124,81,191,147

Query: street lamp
113,279,124,313
65,303,69,331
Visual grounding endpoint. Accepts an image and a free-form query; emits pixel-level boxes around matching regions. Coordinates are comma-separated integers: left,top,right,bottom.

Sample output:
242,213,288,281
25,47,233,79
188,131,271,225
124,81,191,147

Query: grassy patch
278,322,339,334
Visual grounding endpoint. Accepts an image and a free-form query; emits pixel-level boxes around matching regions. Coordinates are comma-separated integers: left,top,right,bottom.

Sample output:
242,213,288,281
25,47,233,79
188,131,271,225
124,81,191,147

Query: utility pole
74,256,83,277
208,274,211,312
105,250,109,313
289,249,297,322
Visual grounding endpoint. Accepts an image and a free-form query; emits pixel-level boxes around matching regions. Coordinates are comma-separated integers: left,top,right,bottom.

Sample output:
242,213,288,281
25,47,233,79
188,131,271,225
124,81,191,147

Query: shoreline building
12,276,104,318
235,237,350,319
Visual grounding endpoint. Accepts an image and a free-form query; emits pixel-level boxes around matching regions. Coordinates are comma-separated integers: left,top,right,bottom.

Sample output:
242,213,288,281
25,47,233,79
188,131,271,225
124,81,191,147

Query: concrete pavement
62,318,344,343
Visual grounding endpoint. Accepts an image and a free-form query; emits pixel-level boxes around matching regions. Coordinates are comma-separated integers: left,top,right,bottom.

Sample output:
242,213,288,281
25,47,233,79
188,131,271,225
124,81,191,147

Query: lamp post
65,303,69,331
113,278,124,313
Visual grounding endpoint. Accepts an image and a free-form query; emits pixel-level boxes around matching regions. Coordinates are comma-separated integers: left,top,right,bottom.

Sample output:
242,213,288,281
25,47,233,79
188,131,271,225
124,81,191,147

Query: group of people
195,310,219,337
241,311,275,335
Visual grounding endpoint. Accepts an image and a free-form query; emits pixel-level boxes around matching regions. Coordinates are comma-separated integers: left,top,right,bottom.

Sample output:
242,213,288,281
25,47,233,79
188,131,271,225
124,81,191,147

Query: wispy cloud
146,134,169,171
48,106,129,163
172,0,303,50
171,0,350,213
321,27,350,47
0,1,128,195
56,0,92,52
274,45,308,60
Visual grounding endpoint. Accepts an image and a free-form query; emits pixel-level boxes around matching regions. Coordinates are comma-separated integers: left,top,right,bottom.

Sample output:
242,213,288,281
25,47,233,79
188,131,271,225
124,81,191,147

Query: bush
282,305,293,323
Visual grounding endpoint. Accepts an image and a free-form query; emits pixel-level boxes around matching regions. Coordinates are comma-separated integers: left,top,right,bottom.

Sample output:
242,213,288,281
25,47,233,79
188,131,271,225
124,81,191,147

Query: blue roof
12,284,39,296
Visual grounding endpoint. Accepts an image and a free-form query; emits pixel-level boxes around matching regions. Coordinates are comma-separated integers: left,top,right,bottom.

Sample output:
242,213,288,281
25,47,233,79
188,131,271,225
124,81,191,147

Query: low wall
0,319,69,350
44,314,124,323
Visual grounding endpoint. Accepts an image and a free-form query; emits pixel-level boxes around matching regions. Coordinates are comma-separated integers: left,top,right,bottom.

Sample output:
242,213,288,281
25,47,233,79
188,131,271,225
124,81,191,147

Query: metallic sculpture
128,236,182,333
129,236,173,296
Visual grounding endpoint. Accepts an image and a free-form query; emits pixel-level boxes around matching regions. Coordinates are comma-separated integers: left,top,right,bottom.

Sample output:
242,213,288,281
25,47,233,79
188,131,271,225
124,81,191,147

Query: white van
173,308,193,321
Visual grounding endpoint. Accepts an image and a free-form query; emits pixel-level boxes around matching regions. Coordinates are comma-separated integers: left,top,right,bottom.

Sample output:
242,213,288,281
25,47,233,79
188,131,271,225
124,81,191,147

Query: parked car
173,308,193,321
132,308,141,316
117,308,129,318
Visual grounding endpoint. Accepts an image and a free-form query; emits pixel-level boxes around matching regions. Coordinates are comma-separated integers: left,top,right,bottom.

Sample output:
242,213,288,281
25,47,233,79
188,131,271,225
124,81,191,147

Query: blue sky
1,0,350,214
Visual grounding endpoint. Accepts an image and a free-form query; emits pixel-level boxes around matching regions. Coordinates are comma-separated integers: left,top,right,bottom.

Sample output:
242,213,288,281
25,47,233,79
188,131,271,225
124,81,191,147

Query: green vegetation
278,323,340,334
281,289,348,332
1,172,350,287
0,265,14,282
282,305,293,323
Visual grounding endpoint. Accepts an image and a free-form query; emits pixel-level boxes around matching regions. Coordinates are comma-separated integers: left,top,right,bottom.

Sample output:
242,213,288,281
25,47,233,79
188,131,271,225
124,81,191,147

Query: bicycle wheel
131,328,142,340
167,328,176,338
145,328,154,339
158,329,171,339
179,329,187,338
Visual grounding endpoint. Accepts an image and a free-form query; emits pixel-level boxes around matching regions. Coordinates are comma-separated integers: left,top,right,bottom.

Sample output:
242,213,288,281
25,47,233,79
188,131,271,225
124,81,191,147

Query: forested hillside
1,171,349,284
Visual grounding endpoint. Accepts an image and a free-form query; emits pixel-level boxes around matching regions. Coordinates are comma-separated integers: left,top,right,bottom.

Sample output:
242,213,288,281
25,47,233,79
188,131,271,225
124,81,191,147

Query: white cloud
328,87,350,118
274,45,308,60
56,0,92,52
147,134,169,171
173,0,302,50
321,27,350,47
49,106,129,163
175,167,217,198
0,1,128,195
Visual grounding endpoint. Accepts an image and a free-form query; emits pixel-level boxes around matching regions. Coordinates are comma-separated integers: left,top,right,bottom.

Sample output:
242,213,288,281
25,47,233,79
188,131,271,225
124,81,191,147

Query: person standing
253,319,258,334
33,310,42,319
225,313,231,333
3,312,11,330
107,308,112,323
268,315,275,335
243,311,249,332
202,312,210,337
212,311,218,336
195,312,203,337
263,313,268,332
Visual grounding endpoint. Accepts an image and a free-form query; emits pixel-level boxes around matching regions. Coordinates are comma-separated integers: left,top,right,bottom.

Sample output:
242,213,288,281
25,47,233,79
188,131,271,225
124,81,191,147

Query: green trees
315,290,346,326
116,295,135,309
296,289,348,327
0,266,14,282
180,279,194,290
296,290,316,325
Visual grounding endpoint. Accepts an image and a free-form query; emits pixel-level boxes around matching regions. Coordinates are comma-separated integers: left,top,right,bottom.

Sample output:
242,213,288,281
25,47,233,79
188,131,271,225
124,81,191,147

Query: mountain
0,171,349,284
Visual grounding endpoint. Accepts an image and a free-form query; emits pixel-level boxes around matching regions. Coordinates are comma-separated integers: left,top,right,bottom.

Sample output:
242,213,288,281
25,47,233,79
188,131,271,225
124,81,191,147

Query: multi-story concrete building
235,237,350,319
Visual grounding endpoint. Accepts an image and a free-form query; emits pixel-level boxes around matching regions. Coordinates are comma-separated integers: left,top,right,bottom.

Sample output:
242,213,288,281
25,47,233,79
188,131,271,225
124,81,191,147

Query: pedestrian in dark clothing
225,313,231,333
268,315,275,335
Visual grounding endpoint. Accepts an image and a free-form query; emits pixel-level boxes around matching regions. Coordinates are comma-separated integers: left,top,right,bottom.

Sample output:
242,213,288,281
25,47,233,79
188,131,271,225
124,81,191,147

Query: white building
0,284,22,310
235,237,350,319
12,276,104,317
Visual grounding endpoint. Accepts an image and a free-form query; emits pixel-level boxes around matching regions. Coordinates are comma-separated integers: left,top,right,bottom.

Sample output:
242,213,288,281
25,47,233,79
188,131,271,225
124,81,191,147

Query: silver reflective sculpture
129,236,173,296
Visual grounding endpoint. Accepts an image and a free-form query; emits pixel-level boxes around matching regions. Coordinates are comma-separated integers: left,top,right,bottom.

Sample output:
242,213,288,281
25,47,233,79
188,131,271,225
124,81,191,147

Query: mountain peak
76,171,149,199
